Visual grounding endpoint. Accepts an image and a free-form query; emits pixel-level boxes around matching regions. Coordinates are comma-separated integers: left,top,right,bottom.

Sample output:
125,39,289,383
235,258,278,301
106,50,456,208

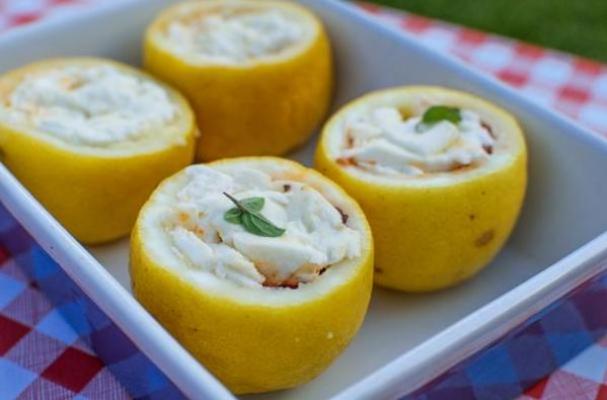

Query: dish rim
1,0,607,399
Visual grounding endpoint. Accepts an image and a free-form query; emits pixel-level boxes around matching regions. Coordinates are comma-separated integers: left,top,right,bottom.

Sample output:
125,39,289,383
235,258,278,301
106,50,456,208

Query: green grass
365,0,607,62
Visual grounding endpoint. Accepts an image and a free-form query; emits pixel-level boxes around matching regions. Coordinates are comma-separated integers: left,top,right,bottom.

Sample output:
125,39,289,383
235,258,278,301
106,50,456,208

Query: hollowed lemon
315,86,527,292
130,157,373,394
144,0,333,160
0,57,196,244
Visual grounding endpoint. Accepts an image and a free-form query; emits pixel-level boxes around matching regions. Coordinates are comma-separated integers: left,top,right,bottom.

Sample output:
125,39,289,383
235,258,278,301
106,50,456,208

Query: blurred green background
366,0,607,62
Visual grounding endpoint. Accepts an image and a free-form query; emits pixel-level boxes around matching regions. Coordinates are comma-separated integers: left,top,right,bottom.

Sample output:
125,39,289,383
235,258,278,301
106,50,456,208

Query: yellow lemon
0,58,196,244
144,0,333,161
315,86,527,292
130,157,373,394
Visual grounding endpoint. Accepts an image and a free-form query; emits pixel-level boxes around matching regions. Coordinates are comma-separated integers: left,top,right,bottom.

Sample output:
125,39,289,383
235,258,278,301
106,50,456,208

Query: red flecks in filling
335,206,349,225
262,276,300,289
336,157,357,167
481,121,494,137
340,116,495,175
449,163,471,173
178,212,190,223
346,134,355,149
481,120,495,155
260,263,328,289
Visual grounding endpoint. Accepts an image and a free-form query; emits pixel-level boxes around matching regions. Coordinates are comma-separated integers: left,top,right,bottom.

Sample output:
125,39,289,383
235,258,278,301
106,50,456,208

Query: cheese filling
166,166,361,288
338,107,495,176
0,65,177,146
165,8,307,62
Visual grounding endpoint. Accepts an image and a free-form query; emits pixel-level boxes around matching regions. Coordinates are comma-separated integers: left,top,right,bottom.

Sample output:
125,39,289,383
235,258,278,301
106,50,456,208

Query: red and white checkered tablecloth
0,246,130,399
1,0,607,399
359,3,607,137
519,337,607,400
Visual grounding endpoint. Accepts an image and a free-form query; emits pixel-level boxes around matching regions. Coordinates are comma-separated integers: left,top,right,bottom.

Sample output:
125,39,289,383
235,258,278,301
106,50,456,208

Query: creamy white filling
165,9,306,62
339,107,495,175
166,166,361,288
0,65,177,146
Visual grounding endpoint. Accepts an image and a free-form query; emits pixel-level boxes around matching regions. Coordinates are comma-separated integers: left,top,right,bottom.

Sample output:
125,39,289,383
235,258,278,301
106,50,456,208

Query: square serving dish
1,0,607,399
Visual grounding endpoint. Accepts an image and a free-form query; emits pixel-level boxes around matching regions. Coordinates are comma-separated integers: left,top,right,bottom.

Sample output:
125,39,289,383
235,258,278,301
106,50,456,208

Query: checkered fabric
519,337,607,400
403,269,607,400
0,205,184,399
1,1,607,399
0,0,107,31
359,3,607,137
0,211,130,399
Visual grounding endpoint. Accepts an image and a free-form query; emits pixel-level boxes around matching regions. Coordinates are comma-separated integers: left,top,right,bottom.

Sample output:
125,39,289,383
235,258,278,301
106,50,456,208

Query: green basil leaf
239,197,264,213
250,213,286,237
241,212,286,238
224,208,243,224
223,192,285,237
421,105,461,125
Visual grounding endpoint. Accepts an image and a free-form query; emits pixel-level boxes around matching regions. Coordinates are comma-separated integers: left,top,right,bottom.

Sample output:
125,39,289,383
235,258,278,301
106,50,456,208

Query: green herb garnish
416,105,462,133
223,193,286,238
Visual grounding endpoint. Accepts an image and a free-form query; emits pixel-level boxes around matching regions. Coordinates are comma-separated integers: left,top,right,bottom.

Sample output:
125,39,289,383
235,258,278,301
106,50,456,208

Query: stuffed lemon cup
144,0,333,160
316,86,527,292
0,58,196,244
130,157,373,393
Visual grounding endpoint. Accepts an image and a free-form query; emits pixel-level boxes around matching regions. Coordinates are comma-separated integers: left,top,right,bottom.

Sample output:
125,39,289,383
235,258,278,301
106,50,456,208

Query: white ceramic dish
1,0,607,399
